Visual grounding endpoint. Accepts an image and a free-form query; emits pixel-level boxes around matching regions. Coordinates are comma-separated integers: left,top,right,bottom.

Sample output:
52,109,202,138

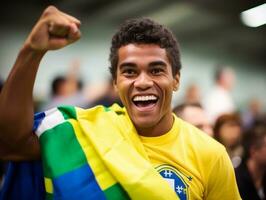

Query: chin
133,117,158,130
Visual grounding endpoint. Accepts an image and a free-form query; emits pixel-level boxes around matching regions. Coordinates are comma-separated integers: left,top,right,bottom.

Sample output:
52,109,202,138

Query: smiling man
0,6,241,200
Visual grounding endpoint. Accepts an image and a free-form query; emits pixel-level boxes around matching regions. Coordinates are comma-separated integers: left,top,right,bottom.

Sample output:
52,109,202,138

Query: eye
122,68,137,76
151,67,164,75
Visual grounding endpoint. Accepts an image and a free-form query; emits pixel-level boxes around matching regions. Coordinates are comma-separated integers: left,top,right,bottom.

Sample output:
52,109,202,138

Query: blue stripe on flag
33,112,46,132
52,164,106,200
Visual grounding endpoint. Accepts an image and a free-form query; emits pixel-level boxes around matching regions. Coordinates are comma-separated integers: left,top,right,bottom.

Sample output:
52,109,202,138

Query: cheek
157,80,174,111
156,78,174,91
116,87,126,102
164,81,175,100
115,80,132,102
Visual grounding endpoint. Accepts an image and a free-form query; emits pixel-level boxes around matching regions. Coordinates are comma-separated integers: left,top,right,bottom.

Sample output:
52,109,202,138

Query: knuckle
43,5,58,17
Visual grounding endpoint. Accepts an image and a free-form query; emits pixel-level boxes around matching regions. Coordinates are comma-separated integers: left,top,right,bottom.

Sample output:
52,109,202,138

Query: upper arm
0,133,40,161
0,110,43,161
205,149,241,200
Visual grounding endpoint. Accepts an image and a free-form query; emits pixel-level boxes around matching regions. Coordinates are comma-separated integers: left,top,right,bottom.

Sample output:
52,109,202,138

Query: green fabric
40,121,87,178
104,183,130,200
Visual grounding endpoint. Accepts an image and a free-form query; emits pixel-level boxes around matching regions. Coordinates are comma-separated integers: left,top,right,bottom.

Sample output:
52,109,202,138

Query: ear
173,73,180,91
113,79,118,93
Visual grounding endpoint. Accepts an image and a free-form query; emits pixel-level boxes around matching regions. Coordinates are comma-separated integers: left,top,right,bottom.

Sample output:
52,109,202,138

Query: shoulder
34,106,78,135
76,103,127,122
35,103,125,123
34,104,127,136
175,116,227,163
176,116,225,151
174,117,239,195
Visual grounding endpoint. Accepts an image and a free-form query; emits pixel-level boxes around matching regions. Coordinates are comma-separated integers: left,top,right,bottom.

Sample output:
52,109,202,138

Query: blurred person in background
183,83,201,104
235,124,266,200
41,74,85,110
173,103,213,137
89,78,123,108
214,113,243,168
203,66,236,124
42,59,87,110
41,59,105,110
242,98,264,131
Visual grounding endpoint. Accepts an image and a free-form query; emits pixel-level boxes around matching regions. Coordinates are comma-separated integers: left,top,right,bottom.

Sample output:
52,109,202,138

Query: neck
137,113,174,137
247,158,265,189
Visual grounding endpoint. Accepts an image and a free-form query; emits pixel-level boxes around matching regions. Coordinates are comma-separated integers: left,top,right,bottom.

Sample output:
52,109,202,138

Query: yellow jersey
138,115,241,200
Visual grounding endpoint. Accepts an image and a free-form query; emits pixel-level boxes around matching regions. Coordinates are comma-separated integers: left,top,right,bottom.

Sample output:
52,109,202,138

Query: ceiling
1,0,265,65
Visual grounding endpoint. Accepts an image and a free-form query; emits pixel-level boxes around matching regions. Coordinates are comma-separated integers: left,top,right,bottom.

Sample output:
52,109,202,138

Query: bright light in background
240,3,266,27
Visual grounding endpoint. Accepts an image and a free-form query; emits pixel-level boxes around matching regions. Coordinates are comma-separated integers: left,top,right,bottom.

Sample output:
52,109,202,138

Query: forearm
0,44,46,148
0,6,81,160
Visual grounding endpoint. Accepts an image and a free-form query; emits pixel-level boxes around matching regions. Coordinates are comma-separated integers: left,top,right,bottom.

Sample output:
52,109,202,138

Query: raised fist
24,6,81,51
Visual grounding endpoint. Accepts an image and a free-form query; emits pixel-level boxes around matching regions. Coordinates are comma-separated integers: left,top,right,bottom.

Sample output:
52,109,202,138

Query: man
183,83,201,104
235,125,266,200
203,67,236,124
242,98,264,130
0,6,241,200
173,103,213,137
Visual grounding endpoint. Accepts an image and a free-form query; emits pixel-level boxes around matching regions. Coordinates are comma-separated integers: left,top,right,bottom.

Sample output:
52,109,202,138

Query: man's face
114,44,179,135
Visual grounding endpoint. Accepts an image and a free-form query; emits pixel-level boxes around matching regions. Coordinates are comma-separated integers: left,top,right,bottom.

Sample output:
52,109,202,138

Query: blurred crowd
173,67,266,200
0,64,265,199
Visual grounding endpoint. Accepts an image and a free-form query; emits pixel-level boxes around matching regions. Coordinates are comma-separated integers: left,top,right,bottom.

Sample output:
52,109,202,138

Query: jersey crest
156,165,189,200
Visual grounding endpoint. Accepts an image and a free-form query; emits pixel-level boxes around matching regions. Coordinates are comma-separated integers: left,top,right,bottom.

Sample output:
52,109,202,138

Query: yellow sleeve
205,148,242,200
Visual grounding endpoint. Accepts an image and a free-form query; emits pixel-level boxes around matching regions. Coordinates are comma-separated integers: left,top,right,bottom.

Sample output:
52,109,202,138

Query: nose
134,72,153,90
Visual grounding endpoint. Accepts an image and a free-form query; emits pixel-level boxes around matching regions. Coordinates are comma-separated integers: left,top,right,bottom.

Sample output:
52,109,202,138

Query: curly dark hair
109,18,181,80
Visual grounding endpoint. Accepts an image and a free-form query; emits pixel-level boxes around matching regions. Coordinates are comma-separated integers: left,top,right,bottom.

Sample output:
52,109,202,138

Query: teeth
133,95,157,101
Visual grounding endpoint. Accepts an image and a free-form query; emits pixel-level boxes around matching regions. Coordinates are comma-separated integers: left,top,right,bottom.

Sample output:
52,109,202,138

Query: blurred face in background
249,98,262,115
185,84,201,104
219,121,241,148
181,106,213,137
253,136,266,167
220,69,235,91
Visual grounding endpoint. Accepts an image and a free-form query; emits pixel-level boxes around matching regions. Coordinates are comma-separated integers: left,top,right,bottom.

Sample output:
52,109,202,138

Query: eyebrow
149,61,167,68
119,62,137,70
119,61,167,70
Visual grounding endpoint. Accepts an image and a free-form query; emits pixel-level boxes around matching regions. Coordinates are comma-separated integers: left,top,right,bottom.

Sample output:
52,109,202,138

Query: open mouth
132,95,158,108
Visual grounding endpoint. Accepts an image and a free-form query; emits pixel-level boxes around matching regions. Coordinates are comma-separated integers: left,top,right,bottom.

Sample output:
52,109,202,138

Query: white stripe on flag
35,108,65,137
